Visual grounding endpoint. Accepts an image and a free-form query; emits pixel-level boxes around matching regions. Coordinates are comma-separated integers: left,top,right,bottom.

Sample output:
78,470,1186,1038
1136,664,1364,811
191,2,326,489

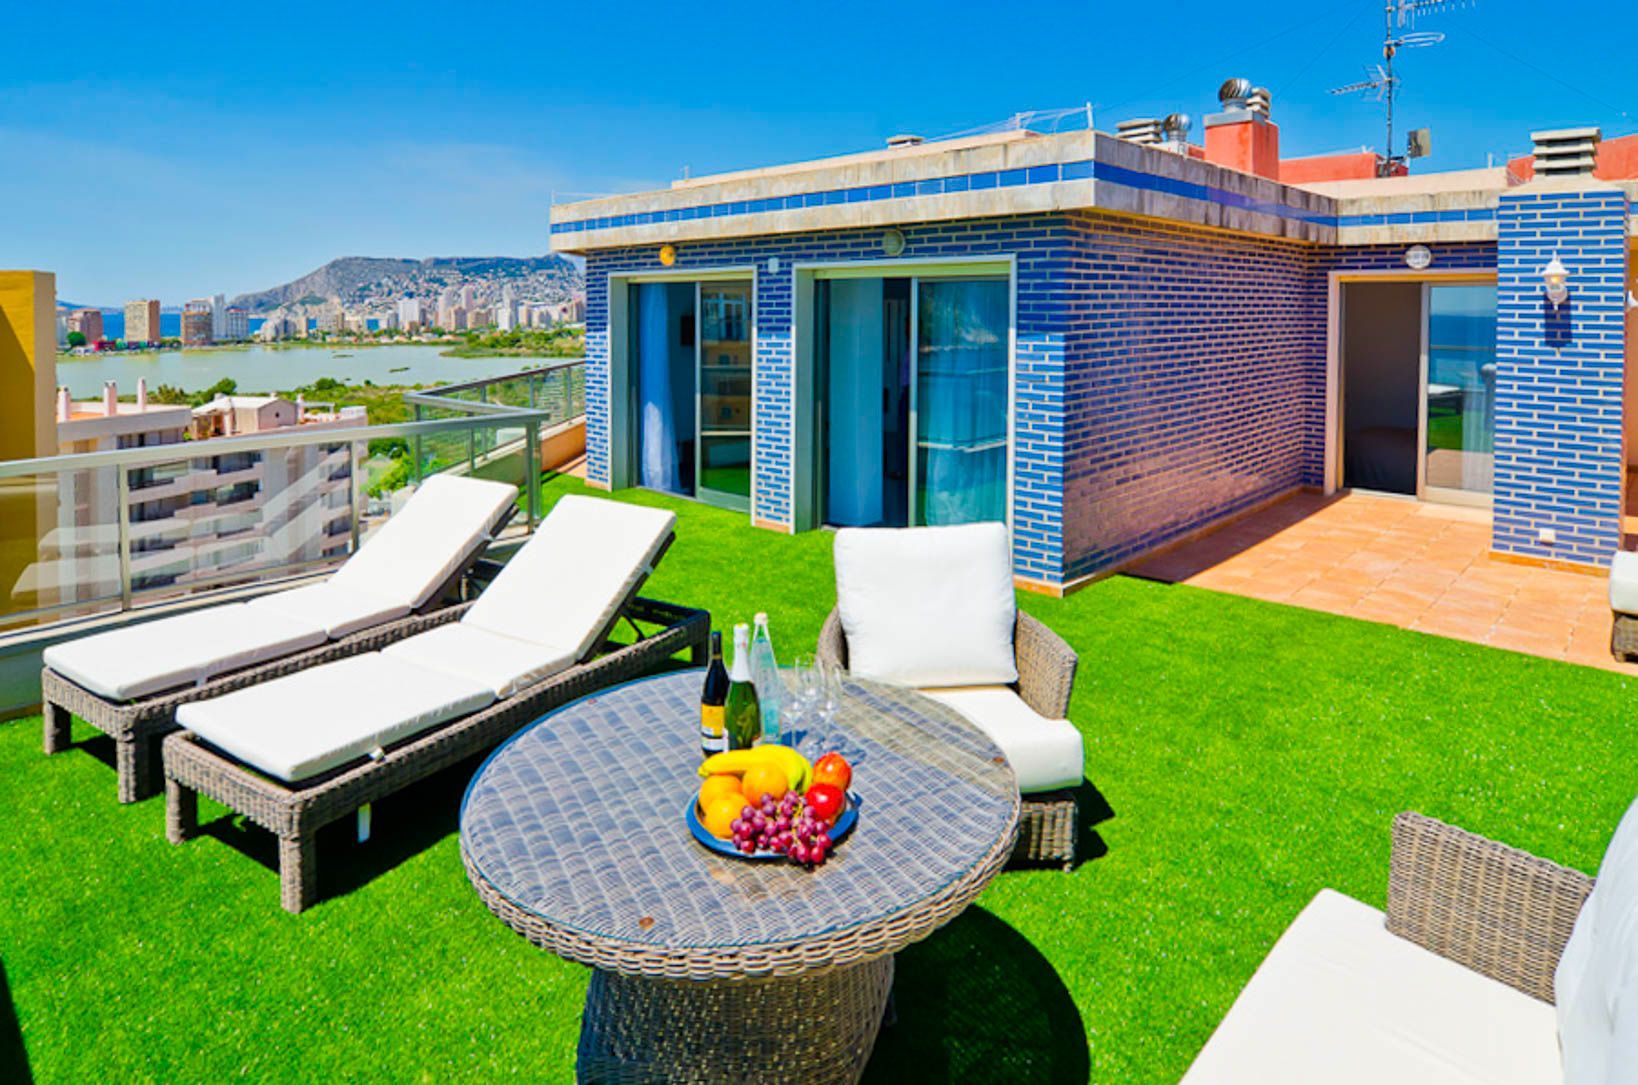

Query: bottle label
701,704,725,740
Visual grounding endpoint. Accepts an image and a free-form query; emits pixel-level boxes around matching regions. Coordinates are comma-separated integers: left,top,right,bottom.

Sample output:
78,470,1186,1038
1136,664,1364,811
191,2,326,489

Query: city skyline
2,0,1634,304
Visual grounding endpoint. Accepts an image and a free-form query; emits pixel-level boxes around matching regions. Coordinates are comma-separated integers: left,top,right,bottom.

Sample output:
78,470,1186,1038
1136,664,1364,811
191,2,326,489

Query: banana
699,746,812,792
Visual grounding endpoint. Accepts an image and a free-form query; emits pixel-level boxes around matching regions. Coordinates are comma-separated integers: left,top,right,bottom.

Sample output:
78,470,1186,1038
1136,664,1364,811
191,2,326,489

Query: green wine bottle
723,622,762,751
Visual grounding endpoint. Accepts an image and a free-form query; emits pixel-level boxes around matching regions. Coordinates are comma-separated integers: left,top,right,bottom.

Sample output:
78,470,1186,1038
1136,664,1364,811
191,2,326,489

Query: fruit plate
687,793,860,862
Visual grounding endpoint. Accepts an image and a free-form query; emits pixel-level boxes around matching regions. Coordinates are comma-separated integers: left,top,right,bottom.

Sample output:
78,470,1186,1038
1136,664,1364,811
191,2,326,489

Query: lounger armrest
1387,810,1593,1004
1014,612,1078,720
817,609,848,670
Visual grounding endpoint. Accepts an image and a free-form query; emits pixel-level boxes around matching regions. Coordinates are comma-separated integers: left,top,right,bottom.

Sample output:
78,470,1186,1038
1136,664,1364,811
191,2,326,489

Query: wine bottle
724,623,762,751
750,612,782,745
699,631,728,760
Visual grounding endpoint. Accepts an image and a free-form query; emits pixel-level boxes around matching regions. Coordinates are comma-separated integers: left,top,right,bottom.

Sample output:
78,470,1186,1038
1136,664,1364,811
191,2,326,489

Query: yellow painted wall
0,270,59,623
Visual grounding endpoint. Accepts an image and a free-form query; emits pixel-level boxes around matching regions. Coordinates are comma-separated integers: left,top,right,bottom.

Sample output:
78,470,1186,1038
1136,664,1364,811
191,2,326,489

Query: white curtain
826,279,885,525
917,279,1008,525
637,284,680,493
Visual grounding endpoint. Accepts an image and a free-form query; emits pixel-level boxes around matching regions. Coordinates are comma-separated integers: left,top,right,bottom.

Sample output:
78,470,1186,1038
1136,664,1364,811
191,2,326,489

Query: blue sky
2,0,1631,305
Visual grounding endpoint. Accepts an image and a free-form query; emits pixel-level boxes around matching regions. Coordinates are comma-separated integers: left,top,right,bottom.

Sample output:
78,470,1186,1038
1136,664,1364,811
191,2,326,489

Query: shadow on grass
0,959,32,1084
866,907,1088,1083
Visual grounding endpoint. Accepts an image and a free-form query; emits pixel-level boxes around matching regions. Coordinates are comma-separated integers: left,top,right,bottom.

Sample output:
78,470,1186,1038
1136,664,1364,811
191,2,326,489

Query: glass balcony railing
0,360,583,635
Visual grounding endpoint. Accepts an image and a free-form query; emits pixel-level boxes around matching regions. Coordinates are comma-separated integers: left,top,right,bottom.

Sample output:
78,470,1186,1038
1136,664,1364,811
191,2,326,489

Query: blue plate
687,791,859,861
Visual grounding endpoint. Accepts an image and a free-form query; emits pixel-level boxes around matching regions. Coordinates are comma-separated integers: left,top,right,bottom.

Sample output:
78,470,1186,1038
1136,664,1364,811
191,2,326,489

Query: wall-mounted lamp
1541,253,1570,305
1628,288,1637,311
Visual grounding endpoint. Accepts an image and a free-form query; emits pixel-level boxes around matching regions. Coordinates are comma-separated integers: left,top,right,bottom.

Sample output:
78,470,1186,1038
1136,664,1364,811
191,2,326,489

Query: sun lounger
41,474,520,802
163,495,708,912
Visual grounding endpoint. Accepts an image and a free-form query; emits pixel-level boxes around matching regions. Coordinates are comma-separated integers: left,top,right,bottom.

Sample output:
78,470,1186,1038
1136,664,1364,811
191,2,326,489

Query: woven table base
577,958,894,1084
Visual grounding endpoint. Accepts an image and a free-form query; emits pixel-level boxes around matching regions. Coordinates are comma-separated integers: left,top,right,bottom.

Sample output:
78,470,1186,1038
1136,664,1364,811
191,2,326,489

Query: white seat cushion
834,522,1017,688
328,474,517,610
43,605,326,701
918,686,1083,793
246,583,410,639
1181,889,1561,1085
1555,794,1638,1083
382,623,575,700
1609,550,1638,616
176,653,494,783
461,495,675,662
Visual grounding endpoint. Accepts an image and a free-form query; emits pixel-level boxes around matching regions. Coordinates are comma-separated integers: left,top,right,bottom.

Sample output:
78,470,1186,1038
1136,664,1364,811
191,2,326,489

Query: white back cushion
329,474,517,610
462,495,675,660
1556,795,1638,1083
247,582,409,640
834,522,1017,687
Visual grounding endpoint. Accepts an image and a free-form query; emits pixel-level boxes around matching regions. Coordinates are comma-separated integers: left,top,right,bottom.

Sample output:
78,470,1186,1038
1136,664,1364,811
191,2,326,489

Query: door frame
1326,268,1497,504
607,265,758,518
792,254,1017,532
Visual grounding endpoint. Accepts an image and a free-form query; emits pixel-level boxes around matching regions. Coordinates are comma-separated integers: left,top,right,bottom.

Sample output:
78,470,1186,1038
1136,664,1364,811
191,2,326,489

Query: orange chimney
1202,78,1281,180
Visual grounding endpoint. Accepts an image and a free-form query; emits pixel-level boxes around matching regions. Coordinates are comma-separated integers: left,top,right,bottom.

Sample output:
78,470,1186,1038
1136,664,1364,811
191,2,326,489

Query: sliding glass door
697,282,753,510
1422,283,1496,502
817,272,1008,528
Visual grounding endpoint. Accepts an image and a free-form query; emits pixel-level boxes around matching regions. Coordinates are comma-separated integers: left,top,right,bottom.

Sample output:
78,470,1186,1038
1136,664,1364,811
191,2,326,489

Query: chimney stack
1203,77,1281,179
1531,127,1601,179
136,377,148,410
102,380,118,417
56,387,70,423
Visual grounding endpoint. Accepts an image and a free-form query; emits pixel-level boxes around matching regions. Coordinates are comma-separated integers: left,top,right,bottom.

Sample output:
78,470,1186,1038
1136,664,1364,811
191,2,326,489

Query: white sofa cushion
1609,551,1638,616
919,686,1082,793
43,605,326,701
462,495,675,663
247,583,409,640
176,653,494,783
1181,888,1561,1085
328,474,517,610
382,623,575,700
1556,795,1638,1084
834,522,1017,688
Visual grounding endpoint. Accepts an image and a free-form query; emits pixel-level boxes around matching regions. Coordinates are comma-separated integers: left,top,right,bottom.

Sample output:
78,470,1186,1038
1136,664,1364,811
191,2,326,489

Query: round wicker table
460,669,1021,1084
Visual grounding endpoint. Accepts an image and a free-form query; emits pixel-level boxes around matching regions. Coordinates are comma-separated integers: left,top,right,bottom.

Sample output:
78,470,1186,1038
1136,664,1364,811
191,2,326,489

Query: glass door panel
697,281,753,510
1423,284,1497,501
914,278,1008,525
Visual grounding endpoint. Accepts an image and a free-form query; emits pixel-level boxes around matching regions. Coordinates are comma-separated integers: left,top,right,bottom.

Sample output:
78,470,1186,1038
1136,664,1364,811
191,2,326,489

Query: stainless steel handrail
413,358,582,398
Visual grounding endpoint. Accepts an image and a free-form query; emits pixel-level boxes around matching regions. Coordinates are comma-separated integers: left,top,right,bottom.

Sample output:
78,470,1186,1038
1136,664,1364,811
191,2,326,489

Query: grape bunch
728,790,836,867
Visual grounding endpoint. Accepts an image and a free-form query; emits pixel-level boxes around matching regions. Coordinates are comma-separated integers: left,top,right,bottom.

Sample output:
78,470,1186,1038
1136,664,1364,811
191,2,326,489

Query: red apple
811,752,852,792
805,783,845,825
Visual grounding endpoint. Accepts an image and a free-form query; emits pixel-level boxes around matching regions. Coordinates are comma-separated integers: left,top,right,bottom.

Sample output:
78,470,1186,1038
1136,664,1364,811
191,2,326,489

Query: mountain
229,254,583,314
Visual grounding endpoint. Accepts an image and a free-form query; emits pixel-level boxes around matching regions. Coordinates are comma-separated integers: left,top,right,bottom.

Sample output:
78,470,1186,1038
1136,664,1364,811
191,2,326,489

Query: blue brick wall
582,215,1072,584
1492,187,1631,566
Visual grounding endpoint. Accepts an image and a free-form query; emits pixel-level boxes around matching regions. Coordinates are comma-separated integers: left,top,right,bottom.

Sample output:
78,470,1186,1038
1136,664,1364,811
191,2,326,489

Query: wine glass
787,653,819,744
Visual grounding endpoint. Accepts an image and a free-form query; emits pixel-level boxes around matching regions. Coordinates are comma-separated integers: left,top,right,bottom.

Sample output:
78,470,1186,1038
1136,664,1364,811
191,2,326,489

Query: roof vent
1531,127,1601,178
1218,77,1253,110
1161,113,1192,146
1247,86,1272,118
1116,117,1164,146
886,133,925,148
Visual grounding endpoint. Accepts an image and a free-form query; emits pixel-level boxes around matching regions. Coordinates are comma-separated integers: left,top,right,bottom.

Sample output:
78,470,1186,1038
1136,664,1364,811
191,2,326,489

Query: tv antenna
1330,1,1468,176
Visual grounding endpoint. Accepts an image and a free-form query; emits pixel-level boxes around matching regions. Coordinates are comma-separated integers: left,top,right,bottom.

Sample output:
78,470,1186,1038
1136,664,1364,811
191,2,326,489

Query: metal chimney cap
886,133,925,148
1218,77,1253,105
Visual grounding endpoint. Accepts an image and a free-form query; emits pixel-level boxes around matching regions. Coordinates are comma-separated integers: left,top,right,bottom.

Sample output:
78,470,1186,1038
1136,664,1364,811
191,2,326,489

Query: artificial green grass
3,474,1635,1082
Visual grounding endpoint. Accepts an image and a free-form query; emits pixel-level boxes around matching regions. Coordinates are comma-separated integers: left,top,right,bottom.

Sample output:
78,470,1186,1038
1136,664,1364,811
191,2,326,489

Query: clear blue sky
2,0,1631,306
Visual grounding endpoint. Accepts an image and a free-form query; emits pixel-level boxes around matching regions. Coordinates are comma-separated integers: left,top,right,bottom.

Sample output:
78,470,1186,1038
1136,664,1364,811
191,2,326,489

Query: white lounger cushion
919,686,1083,793
1180,888,1561,1085
44,605,326,702
246,583,409,640
462,495,676,663
383,623,575,700
1609,550,1638,616
327,474,518,610
176,653,495,783
1555,793,1638,1083
834,522,1018,688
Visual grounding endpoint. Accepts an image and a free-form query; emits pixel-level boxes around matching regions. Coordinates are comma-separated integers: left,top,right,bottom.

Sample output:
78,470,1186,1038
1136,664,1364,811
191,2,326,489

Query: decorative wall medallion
1405,244,1433,270
881,229,906,258
659,244,677,267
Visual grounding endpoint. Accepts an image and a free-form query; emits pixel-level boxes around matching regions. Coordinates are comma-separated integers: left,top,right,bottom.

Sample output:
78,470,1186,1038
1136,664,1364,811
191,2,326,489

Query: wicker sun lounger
164,496,706,912
42,478,519,803
818,606,1081,867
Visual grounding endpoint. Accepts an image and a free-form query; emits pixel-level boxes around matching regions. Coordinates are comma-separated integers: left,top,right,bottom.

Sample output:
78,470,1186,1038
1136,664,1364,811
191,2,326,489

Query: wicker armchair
1387,810,1593,1004
818,607,1081,867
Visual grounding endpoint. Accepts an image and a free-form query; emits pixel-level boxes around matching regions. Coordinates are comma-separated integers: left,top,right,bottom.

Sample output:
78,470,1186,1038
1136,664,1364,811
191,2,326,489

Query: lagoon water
54,344,551,398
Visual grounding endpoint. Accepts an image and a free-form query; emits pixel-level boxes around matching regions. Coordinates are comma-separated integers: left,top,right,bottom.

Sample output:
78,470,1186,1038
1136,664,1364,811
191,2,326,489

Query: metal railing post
412,404,424,487
525,419,539,529
349,441,362,553
116,466,133,610
467,423,476,475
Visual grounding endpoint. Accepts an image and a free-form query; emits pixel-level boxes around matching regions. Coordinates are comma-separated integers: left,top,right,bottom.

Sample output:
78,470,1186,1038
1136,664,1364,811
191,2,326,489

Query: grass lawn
3,473,1636,1082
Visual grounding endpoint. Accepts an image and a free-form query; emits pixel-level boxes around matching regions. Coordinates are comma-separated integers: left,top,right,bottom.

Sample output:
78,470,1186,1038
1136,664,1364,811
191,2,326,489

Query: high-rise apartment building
67,308,104,344
124,299,162,344
459,284,475,310
397,297,424,330
210,293,227,341
181,300,213,346
223,306,249,341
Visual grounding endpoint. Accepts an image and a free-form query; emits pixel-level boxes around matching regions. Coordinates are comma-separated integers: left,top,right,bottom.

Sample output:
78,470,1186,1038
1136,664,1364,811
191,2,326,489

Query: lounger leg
166,778,199,843
42,701,71,755
279,834,318,914
115,736,157,804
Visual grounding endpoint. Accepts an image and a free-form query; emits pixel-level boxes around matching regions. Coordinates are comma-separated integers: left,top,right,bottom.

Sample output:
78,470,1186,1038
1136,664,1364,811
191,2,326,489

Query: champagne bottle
750,612,782,745
699,631,728,760
724,623,762,751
